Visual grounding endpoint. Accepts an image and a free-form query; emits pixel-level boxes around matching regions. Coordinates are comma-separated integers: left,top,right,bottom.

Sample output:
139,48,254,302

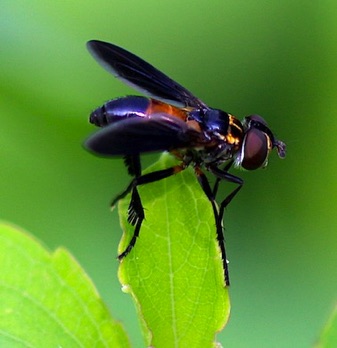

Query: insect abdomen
90,96,150,127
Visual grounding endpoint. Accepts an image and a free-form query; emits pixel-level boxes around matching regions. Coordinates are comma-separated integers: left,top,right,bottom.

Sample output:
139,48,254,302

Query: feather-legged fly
85,40,286,286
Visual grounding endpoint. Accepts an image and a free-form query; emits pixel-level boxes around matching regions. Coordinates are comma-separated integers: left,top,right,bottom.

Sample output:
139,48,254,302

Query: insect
85,40,286,286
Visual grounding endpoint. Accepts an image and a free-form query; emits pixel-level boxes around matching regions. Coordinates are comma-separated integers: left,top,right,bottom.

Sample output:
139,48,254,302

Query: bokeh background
1,1,336,347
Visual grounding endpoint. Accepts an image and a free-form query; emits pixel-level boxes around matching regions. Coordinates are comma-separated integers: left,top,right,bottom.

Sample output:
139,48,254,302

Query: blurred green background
1,1,336,347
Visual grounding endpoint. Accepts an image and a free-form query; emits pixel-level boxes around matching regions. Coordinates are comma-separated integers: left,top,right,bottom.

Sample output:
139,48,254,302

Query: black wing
85,113,204,156
87,40,207,109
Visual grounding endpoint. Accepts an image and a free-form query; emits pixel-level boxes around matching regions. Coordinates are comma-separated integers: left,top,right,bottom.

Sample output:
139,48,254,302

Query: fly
85,40,286,286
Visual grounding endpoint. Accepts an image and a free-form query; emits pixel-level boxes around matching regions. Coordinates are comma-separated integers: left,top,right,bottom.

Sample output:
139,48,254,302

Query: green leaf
0,222,130,348
317,304,337,348
118,153,230,347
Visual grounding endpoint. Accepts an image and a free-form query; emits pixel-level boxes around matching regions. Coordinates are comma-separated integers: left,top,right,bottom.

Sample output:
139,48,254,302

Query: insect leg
194,166,230,286
196,164,244,286
212,160,234,198
117,163,186,260
123,154,142,177
209,165,243,228
121,155,145,228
